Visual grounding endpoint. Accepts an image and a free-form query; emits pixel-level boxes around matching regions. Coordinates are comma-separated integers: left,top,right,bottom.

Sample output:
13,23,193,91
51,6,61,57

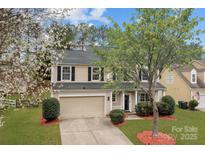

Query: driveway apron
59,117,132,145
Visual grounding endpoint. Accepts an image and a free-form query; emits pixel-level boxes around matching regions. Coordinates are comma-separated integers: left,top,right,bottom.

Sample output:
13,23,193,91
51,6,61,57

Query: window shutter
88,67,92,81
57,66,61,81
139,70,141,80
71,66,75,81
101,67,104,81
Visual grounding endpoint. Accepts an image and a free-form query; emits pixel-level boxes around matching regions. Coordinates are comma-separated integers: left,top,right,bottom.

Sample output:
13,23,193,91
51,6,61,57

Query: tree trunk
149,82,159,137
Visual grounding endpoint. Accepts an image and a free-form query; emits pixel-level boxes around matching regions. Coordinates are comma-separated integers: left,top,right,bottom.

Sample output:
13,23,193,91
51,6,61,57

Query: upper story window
141,71,148,82
191,69,197,84
62,66,71,81
92,67,100,81
166,73,174,84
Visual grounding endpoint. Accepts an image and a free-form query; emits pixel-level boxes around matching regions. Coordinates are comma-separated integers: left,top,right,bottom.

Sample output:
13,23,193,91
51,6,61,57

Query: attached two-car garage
59,96,105,119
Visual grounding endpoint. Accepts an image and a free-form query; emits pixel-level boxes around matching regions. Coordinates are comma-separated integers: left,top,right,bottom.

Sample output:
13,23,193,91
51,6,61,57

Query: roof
58,47,100,65
52,82,165,90
175,65,205,88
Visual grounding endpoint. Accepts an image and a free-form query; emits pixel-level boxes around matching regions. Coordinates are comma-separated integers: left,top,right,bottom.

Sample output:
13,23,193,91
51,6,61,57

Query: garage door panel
198,95,205,109
60,96,104,118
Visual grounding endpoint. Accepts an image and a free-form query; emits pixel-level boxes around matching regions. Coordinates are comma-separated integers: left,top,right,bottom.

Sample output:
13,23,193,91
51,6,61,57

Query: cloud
66,8,109,25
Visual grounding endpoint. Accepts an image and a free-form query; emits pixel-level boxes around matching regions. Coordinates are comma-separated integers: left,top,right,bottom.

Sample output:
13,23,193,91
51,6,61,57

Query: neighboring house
160,60,205,109
51,47,165,119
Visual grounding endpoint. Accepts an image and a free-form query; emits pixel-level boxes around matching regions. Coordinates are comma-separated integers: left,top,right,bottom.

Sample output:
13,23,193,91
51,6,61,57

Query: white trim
129,93,132,112
61,66,72,81
91,66,101,81
58,93,107,115
135,91,138,105
110,92,112,111
122,92,125,110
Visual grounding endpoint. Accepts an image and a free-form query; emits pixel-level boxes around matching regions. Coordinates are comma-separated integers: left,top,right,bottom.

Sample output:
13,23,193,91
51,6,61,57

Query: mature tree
0,8,71,102
96,9,203,137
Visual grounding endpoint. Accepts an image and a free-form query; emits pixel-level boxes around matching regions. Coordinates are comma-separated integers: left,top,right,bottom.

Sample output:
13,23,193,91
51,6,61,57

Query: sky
63,8,205,47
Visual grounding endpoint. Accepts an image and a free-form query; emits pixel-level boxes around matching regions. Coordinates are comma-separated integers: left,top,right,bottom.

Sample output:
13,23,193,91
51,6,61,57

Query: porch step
125,112,136,115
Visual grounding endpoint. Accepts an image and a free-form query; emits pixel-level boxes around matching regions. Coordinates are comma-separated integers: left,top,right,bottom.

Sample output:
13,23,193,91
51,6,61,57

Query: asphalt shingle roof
58,47,100,65
52,82,165,90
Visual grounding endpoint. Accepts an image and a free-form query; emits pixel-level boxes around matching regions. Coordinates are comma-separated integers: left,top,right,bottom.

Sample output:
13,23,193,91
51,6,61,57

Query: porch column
122,91,125,110
162,90,166,96
135,91,138,105
110,92,112,111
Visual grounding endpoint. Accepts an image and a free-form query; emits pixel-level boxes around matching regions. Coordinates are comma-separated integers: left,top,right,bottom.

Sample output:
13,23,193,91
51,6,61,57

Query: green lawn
119,108,205,145
0,107,61,145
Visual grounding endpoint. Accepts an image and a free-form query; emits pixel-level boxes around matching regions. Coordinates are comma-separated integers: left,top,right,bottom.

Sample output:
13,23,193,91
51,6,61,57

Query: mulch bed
142,115,177,120
112,121,127,127
40,118,60,125
137,131,176,145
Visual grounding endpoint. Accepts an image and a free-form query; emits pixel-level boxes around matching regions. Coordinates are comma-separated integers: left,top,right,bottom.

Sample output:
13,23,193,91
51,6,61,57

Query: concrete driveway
59,117,132,145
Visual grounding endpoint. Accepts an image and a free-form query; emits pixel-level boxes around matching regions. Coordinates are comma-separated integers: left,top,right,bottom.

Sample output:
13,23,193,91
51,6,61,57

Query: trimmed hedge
109,109,125,124
135,102,153,116
135,95,175,116
188,100,199,110
42,97,60,121
159,95,175,115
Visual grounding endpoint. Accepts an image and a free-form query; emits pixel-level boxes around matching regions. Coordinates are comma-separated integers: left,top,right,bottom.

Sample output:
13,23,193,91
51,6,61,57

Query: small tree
96,9,203,137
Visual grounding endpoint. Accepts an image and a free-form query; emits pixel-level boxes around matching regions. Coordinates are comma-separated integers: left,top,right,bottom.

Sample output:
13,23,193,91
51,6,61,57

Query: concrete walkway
59,117,132,145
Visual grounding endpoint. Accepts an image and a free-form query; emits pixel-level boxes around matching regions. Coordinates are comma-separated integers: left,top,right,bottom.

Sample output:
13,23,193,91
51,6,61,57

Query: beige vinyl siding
75,65,88,81
182,71,191,83
160,69,191,102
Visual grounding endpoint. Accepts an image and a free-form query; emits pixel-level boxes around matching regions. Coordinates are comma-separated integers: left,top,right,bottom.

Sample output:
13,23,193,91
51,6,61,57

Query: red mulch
40,118,60,125
137,131,176,145
142,116,176,120
113,121,127,127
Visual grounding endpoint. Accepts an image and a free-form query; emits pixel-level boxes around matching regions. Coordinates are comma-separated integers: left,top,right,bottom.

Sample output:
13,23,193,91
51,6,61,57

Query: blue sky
65,8,205,46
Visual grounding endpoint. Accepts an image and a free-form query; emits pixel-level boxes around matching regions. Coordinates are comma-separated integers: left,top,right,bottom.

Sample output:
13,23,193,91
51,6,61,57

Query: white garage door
59,96,105,118
198,95,205,109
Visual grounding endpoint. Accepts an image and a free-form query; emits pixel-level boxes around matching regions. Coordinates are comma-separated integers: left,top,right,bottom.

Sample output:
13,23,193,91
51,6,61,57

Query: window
191,69,197,83
139,93,150,102
112,94,116,101
62,66,71,80
141,71,148,82
166,73,174,84
92,67,100,81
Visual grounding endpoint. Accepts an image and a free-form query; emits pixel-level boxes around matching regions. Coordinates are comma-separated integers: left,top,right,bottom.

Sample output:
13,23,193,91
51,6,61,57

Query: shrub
42,97,60,121
109,109,125,124
160,95,175,115
135,102,153,116
188,100,199,110
157,102,171,115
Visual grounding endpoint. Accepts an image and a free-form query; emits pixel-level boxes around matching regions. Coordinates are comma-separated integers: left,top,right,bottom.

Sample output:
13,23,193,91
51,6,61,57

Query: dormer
191,69,197,84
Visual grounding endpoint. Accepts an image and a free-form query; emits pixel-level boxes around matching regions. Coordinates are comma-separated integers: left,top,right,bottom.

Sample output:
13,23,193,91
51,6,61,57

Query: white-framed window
112,94,116,102
139,93,150,102
166,73,174,84
191,69,197,84
92,67,100,81
62,66,71,81
141,72,148,82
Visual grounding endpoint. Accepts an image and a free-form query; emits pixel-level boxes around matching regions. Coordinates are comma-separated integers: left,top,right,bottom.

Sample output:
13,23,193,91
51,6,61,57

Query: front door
124,94,129,111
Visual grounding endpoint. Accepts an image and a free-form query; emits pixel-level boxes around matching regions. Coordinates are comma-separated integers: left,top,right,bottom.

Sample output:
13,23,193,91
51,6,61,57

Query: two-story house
160,60,205,109
51,47,166,119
